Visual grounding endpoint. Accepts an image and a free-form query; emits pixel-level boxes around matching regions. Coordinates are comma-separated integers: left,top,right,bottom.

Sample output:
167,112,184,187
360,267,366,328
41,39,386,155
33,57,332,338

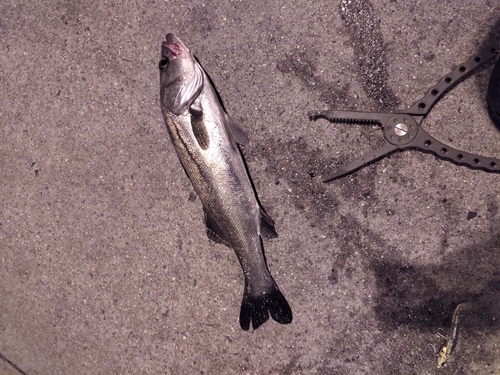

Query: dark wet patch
373,262,455,329
336,162,378,202
254,135,383,233
256,130,500,340
257,136,340,228
334,213,389,270
254,121,382,212
371,234,500,333
252,132,384,275
276,52,350,108
276,52,318,87
340,0,399,111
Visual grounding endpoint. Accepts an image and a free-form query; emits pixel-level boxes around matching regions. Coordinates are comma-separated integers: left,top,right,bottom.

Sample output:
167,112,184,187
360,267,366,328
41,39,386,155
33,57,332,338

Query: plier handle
309,48,500,182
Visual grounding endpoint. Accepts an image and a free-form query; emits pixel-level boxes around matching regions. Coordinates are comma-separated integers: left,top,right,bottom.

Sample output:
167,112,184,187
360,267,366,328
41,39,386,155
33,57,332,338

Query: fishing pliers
309,48,500,182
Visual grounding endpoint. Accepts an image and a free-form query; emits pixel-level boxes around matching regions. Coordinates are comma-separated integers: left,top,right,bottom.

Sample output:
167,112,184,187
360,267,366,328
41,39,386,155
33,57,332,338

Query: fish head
159,33,204,115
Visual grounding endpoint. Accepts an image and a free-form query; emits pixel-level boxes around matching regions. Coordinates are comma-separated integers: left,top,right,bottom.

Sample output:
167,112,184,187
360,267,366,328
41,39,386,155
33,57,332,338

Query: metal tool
309,48,500,182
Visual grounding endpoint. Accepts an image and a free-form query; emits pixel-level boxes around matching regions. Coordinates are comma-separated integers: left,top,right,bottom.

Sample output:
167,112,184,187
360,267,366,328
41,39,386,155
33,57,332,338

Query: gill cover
159,35,204,115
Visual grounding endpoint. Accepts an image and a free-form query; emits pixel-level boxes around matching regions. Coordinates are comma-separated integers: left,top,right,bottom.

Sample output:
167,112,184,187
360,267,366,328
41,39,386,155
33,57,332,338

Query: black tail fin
239,286,293,330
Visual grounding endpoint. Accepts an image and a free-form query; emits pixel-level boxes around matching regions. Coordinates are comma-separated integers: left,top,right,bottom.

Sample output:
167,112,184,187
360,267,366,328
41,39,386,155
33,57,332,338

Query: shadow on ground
372,234,500,332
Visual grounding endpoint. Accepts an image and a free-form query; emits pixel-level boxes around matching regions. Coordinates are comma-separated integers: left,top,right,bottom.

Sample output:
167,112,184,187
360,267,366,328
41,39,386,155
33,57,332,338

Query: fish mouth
161,33,184,59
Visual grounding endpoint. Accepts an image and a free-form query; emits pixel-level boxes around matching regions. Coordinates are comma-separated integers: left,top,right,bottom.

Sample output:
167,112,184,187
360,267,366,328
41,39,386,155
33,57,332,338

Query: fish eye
159,58,169,70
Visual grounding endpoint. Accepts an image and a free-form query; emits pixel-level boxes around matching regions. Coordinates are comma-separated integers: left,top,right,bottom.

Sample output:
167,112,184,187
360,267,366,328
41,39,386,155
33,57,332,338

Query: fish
158,33,292,330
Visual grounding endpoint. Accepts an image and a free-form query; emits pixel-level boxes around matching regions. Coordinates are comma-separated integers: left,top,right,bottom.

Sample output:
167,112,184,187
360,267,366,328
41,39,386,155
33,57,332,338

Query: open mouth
162,33,184,58
161,40,181,58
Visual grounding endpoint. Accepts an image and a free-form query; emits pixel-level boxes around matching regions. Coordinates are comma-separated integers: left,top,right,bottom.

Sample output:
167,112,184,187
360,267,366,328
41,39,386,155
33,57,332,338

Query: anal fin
260,208,278,239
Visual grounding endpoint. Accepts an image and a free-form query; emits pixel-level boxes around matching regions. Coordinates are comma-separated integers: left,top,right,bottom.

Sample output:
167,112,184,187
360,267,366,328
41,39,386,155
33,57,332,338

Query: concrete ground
1,0,499,374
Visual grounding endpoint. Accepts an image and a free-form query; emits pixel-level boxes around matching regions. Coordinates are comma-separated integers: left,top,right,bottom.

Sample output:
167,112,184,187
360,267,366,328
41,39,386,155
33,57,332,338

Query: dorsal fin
223,112,249,145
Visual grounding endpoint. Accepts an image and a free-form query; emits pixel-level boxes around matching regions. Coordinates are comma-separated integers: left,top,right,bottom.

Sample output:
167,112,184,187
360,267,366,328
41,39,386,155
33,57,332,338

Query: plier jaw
310,48,500,182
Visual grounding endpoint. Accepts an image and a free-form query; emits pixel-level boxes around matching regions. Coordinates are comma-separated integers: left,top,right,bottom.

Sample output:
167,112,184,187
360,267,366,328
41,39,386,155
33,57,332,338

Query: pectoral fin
189,105,209,150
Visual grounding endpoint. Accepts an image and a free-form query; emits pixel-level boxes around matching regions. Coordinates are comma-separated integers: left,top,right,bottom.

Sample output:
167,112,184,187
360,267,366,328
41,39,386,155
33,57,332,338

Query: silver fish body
159,33,292,330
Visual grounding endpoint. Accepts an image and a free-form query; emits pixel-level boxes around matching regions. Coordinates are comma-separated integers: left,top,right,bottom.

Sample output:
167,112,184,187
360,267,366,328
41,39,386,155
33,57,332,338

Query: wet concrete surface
1,0,499,374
